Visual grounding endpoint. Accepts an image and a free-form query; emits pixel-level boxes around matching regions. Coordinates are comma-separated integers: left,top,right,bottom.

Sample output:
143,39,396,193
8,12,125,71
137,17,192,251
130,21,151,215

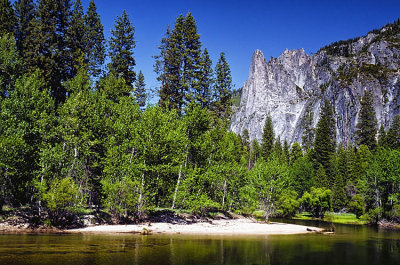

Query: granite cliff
231,20,400,145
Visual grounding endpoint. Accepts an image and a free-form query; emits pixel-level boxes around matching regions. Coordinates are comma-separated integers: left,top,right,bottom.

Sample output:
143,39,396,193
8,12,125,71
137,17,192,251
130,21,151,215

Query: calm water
0,220,399,265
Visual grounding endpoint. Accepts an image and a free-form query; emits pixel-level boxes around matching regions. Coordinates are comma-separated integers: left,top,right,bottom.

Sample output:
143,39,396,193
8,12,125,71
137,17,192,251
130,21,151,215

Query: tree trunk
171,164,183,209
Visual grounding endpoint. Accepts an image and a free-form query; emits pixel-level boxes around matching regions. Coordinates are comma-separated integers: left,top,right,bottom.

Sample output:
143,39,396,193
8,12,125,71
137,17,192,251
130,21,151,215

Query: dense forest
0,0,399,227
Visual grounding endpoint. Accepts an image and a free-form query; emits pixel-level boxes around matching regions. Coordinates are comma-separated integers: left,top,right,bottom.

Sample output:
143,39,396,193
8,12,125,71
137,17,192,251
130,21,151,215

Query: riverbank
68,218,323,235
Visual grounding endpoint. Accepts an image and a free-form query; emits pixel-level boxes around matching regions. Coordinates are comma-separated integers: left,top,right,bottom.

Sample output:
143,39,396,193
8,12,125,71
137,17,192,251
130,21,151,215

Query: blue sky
81,0,399,95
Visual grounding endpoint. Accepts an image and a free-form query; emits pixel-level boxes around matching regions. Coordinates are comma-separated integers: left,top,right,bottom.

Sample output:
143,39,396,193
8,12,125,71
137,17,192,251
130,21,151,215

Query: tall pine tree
14,0,36,61
155,12,204,113
84,0,105,78
195,48,213,109
135,70,146,109
0,0,15,35
314,98,336,183
355,90,377,151
34,0,73,105
213,52,233,123
261,114,274,161
68,0,87,75
108,10,136,89
302,105,314,151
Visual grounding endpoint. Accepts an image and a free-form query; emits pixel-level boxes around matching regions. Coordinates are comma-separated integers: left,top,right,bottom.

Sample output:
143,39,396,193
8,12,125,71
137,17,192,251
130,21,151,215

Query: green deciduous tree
300,187,332,218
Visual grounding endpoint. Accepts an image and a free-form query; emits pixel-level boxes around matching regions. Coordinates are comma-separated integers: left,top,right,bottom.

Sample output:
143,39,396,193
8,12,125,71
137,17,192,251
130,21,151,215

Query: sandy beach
68,218,323,235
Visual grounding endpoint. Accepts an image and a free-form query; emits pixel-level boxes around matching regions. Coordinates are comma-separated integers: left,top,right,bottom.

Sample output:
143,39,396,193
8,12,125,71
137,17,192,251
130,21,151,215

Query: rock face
231,21,400,145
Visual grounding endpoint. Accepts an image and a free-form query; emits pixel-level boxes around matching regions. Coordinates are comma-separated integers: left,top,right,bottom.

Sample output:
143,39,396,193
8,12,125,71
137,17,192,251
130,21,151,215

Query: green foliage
249,155,289,221
213,52,233,125
37,176,85,225
314,98,336,184
302,105,314,151
0,34,23,97
275,191,299,218
300,187,332,218
0,0,15,35
348,194,366,218
108,10,136,88
386,114,400,149
289,156,314,196
356,90,377,151
261,114,274,161
134,70,146,109
84,0,105,78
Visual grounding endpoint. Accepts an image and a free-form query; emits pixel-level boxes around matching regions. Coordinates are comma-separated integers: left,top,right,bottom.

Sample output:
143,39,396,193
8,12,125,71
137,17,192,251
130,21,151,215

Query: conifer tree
314,98,336,177
35,0,73,105
261,114,274,161
183,12,202,101
356,90,377,151
289,142,303,165
155,13,203,113
135,70,146,109
213,52,233,123
68,0,86,75
302,105,314,150
13,0,36,61
84,0,105,78
377,124,387,148
386,114,400,149
250,138,261,167
196,48,213,109
108,10,136,89
0,0,15,35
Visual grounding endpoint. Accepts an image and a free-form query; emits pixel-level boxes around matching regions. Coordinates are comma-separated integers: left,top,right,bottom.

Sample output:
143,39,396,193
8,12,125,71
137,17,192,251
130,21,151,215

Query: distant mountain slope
231,20,400,145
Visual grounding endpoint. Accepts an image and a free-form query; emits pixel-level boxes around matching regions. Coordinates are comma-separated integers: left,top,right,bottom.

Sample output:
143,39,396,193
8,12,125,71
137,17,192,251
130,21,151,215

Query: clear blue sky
81,0,399,95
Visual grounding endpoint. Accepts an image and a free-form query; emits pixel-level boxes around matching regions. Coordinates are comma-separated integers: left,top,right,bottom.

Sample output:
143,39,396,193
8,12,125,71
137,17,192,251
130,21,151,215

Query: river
0,220,399,265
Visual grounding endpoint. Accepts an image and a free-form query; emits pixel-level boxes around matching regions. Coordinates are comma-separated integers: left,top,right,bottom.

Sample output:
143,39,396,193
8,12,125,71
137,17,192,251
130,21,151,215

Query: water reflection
0,222,399,265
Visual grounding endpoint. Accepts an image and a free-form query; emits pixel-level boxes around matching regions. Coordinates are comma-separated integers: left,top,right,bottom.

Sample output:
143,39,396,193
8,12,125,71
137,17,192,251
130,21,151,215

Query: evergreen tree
302,105,314,150
196,48,213,109
84,0,105,78
135,70,146,109
386,114,400,149
0,0,15,35
356,90,377,151
155,13,203,113
314,98,336,176
377,124,387,148
108,10,136,89
68,0,86,75
261,114,274,161
213,52,233,123
182,12,202,101
0,34,22,97
289,142,303,165
13,0,36,62
250,138,261,167
35,0,73,105
333,145,347,210
283,140,290,165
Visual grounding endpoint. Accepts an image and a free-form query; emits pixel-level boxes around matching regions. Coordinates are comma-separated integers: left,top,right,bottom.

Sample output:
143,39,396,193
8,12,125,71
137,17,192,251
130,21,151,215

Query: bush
275,191,299,218
300,187,332,218
347,194,366,218
39,177,86,226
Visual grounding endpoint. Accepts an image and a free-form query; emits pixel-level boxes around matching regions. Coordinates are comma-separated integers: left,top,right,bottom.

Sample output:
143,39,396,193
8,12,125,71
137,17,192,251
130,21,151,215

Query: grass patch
294,212,368,225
